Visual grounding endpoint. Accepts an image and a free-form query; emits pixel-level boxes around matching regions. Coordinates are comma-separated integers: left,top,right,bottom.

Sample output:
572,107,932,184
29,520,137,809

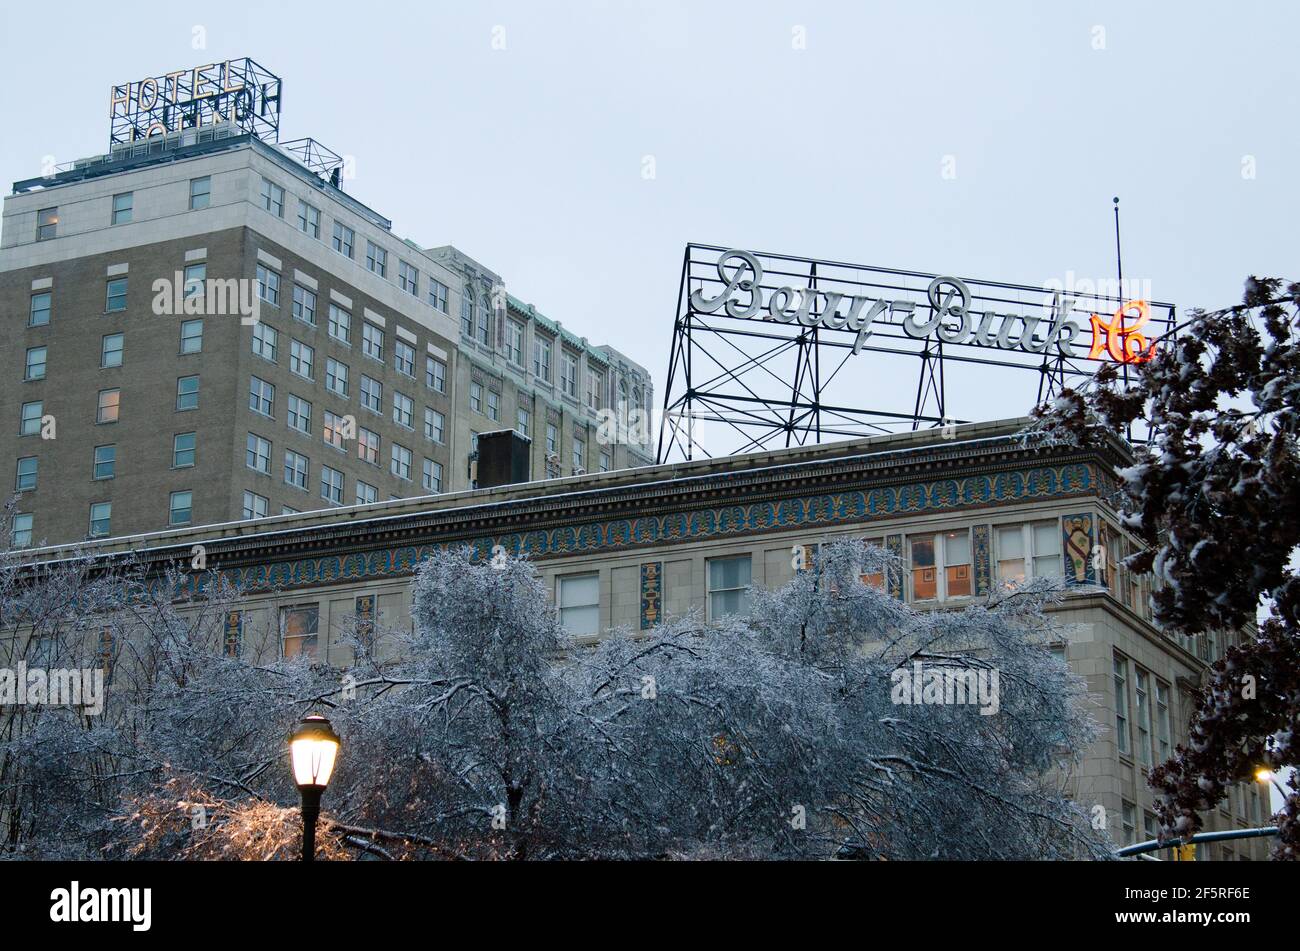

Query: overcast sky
2,1,1297,437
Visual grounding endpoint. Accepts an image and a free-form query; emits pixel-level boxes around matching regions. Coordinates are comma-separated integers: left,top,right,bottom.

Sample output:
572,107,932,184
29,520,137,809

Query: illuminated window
995,520,1062,586
100,387,123,421
36,207,57,241
280,604,319,659
908,529,971,601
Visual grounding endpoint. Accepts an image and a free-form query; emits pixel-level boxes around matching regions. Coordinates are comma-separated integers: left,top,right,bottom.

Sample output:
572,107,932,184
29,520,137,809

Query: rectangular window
572,437,585,473
169,491,193,526
100,387,123,421
1155,680,1172,762
361,375,382,413
1135,667,1153,767
391,443,412,480
89,501,112,538
12,513,33,548
428,279,449,313
256,264,280,306
111,192,133,225
174,377,197,412
1121,801,1136,846
708,555,752,619
242,490,268,520
358,428,380,465
252,322,278,362
366,241,388,277
557,573,600,636
101,333,124,369
355,481,378,505
1114,654,1131,756
470,381,483,413
395,340,415,377
249,376,275,416
546,423,558,454
15,456,37,491
280,604,319,659
423,458,443,493
184,263,205,299
996,521,1062,586
517,407,530,438
287,394,312,435
92,444,116,480
398,260,419,296
320,466,344,504
560,352,578,397
426,356,446,392
599,450,611,472
246,433,271,473
172,432,196,468
189,176,211,210
24,346,47,381
908,529,972,600
504,320,523,365
586,370,601,410
362,322,384,361
326,358,349,397
460,295,473,337
180,319,203,354
20,401,43,436
478,301,490,346
298,200,320,238
36,207,58,241
393,391,414,429
323,412,347,451
534,337,552,380
424,407,445,443
292,285,317,325
290,339,315,380
486,389,500,421
29,292,51,327
284,449,310,490
106,278,128,313
328,304,351,344
260,178,285,217
332,221,354,258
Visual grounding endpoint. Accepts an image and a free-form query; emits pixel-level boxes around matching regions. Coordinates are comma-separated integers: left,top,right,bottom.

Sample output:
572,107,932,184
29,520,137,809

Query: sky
2,0,1297,434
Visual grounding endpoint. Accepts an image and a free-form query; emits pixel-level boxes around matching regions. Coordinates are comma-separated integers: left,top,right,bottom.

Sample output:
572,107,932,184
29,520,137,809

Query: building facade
1,130,652,547
12,419,1270,859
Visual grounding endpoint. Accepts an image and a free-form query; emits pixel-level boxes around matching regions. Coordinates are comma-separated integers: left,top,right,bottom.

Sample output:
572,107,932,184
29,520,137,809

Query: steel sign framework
656,243,1177,463
109,58,282,146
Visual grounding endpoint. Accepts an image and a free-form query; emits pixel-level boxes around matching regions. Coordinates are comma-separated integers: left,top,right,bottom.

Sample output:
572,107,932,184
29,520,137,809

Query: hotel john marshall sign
109,58,282,146
657,244,1178,462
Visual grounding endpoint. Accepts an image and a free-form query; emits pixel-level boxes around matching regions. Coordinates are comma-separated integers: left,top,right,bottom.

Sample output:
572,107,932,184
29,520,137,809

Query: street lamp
289,714,340,862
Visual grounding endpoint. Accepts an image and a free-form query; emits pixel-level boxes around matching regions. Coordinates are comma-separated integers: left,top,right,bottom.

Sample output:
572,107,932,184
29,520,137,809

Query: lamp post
289,714,340,862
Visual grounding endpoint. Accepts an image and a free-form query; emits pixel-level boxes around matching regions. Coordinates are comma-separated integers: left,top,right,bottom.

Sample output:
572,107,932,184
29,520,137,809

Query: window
424,407,445,443
996,521,1063,585
106,278,128,312
586,370,601,410
101,333,124,368
1114,654,1131,756
252,322,279,361
517,407,530,438
362,322,384,361
426,356,446,392
256,264,280,306
460,294,473,337
478,297,491,346
356,481,378,505
486,389,500,421
290,339,315,380
1155,680,1172,762
12,514,33,548
246,433,271,473
189,176,211,210
534,336,552,380
599,450,611,472
398,260,419,296
908,529,972,600
20,401,43,436
36,207,58,241
92,444,116,480
298,200,320,238
393,391,414,429
423,458,443,493
287,395,312,435
572,437,585,473
100,387,123,421
280,604,319,659
184,263,205,299
320,466,344,504
503,320,524,365
708,555,752,619
169,491,192,527
557,573,600,636
242,491,268,520
293,285,317,325
24,346,46,381
391,443,412,480
89,502,112,538
172,432,196,468
332,221,354,258
560,351,578,397
357,428,380,465
361,375,382,413
328,304,351,344
546,423,558,454
326,358,349,397
1121,801,1136,846
260,178,285,217
1135,668,1153,767
15,457,37,491
470,382,483,414
366,241,388,277
249,376,275,416
428,278,448,313
174,377,197,412
111,192,133,225
180,319,203,354
323,412,347,451
29,292,51,327
395,340,415,377
284,450,310,490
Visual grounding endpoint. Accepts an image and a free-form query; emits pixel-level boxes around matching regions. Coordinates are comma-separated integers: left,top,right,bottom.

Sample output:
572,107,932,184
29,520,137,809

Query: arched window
478,295,491,346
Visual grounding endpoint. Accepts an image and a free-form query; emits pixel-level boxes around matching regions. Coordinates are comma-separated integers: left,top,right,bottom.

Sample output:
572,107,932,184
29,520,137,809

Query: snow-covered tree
1029,277,1300,859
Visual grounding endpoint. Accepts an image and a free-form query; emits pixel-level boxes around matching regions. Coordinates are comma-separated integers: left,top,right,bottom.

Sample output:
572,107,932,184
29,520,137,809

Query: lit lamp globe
289,714,340,861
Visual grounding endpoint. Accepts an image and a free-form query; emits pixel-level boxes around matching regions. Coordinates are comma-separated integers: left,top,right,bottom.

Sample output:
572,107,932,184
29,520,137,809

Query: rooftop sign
109,58,281,146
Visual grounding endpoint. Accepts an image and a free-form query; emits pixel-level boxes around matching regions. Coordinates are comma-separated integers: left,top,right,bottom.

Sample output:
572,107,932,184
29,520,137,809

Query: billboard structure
657,243,1177,463
109,58,282,146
